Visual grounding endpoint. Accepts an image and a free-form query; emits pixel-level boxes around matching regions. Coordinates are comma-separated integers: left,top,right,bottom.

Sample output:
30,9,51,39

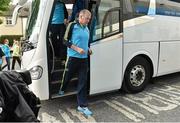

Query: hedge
0,35,23,46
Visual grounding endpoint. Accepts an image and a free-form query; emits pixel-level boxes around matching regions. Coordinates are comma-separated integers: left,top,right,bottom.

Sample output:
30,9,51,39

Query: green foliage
0,35,23,46
0,18,3,24
0,0,11,12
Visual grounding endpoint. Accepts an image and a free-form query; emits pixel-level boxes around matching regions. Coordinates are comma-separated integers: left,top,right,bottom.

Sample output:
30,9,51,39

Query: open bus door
89,0,123,94
48,0,90,98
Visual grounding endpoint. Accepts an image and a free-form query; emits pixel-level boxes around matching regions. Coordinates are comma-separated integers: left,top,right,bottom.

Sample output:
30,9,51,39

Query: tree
0,0,10,24
0,18,3,24
0,0,11,12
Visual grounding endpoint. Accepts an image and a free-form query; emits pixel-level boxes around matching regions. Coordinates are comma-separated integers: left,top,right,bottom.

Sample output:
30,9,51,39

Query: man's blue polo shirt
67,23,89,58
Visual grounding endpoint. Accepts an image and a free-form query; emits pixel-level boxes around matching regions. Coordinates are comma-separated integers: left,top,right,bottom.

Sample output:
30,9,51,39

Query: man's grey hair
79,9,91,17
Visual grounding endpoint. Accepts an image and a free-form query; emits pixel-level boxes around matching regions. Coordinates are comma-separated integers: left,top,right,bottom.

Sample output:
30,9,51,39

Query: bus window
133,0,150,15
90,0,121,42
156,0,180,17
123,0,150,21
26,0,40,38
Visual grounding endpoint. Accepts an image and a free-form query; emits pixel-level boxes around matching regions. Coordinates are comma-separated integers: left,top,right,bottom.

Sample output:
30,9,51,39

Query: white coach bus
13,0,180,100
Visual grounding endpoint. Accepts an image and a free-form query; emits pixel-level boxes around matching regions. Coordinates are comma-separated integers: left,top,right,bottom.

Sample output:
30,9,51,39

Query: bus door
89,0,123,94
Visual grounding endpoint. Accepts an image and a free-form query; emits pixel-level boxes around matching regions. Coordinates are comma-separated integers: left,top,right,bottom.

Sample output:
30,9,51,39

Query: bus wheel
123,56,151,93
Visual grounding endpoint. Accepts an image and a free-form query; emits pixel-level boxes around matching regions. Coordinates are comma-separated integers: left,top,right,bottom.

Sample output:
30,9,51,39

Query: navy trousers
61,57,88,107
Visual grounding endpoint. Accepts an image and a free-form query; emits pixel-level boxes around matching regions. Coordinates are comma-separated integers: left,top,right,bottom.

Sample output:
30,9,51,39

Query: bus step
51,91,77,99
50,77,78,85
51,69,64,81
50,78,78,95
50,59,66,70
51,80,61,85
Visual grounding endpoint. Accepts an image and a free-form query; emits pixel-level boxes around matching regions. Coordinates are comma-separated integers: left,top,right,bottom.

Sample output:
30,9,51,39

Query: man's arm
70,44,85,54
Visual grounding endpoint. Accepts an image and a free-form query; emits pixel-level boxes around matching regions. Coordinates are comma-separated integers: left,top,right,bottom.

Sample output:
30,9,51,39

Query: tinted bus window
90,0,121,42
133,0,150,15
156,0,180,17
123,0,150,20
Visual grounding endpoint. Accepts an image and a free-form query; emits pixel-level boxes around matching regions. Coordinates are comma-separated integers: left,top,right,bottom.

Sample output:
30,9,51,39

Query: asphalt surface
38,72,180,122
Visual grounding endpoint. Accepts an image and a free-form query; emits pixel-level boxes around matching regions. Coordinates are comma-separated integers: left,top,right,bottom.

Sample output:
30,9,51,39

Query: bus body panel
158,41,180,76
123,42,159,78
21,49,36,67
90,34,123,94
123,15,180,78
22,0,53,100
124,15,180,43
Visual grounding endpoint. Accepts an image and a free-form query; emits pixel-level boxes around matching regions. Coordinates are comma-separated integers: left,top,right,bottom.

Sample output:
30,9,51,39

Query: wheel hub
130,65,145,87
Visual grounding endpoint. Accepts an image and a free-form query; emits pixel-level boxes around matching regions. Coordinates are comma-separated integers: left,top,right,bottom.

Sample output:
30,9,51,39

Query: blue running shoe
77,106,93,116
58,90,64,95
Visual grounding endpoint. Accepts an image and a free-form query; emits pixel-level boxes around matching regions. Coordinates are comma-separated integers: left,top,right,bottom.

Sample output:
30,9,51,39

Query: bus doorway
47,0,90,98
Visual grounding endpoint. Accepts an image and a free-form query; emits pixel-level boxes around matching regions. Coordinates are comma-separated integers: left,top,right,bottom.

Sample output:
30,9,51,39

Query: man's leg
77,59,88,107
77,59,92,115
60,57,77,93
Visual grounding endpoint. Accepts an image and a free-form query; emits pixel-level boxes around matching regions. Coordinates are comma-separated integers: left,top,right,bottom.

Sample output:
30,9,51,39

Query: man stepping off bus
59,9,93,116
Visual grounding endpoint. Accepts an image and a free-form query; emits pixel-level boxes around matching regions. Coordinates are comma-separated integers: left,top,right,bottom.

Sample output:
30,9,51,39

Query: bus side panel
158,41,180,76
124,15,180,43
123,42,159,78
123,16,159,78
123,15,180,78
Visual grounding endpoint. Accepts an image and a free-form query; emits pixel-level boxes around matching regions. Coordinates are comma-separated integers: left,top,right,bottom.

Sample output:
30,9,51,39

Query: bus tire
123,56,151,93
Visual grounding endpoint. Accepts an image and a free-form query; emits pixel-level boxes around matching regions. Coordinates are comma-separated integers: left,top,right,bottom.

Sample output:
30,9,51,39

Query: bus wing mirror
18,0,28,6
11,0,28,25
13,0,28,6
12,5,22,25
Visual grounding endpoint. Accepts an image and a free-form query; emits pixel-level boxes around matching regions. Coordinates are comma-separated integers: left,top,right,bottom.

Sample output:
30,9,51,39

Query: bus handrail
48,32,55,73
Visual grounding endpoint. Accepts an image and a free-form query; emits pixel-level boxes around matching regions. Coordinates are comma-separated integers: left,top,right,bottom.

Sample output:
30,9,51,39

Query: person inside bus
59,9,93,116
50,0,68,58
69,0,89,22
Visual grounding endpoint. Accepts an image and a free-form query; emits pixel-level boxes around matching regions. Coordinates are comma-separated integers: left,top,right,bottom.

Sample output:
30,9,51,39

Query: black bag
0,70,41,122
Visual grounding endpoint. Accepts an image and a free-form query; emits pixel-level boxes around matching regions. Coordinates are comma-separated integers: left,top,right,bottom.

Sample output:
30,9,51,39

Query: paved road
39,73,180,122
2,58,21,71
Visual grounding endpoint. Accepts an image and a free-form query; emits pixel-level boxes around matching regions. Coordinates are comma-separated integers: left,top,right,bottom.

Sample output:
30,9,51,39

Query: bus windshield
26,0,40,38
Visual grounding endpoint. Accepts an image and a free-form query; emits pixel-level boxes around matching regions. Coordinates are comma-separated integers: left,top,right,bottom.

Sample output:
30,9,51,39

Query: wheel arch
123,53,154,79
121,54,154,93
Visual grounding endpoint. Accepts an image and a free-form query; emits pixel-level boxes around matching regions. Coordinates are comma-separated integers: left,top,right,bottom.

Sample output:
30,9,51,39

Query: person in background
11,40,21,70
50,0,68,58
70,0,89,22
59,9,93,116
1,39,11,70
0,45,6,71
